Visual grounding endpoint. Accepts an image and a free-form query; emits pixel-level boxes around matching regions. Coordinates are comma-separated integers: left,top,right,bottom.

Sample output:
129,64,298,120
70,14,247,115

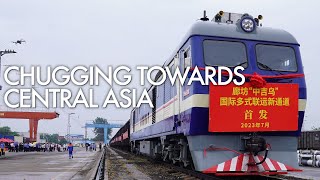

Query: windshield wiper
257,62,283,75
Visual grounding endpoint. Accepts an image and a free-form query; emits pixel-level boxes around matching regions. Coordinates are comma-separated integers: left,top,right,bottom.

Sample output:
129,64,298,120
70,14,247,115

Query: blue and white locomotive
123,11,306,176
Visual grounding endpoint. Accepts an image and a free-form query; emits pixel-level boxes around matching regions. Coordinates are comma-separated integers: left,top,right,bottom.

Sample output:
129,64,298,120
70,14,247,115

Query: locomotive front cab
128,11,306,176
198,12,306,135
184,11,306,175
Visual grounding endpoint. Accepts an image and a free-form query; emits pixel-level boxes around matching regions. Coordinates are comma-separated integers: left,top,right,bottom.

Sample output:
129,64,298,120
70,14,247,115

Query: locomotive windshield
256,44,297,72
203,40,247,68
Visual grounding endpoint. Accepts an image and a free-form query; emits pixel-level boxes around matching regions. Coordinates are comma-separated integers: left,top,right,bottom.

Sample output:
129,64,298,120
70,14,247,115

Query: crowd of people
0,141,103,160
84,142,102,151
3,142,64,152
0,142,102,154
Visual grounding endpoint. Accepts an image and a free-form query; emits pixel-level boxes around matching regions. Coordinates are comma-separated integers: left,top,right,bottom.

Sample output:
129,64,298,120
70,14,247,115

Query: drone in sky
12,39,26,45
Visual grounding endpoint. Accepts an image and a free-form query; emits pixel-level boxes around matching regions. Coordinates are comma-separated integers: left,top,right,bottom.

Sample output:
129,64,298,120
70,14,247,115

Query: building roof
65,134,84,137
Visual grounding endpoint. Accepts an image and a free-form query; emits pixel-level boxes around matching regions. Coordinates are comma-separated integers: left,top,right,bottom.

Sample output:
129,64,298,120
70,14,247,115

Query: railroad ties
106,146,305,180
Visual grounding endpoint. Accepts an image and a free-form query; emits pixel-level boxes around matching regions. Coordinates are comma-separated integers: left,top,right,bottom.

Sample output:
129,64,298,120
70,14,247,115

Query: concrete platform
0,147,99,180
285,166,320,180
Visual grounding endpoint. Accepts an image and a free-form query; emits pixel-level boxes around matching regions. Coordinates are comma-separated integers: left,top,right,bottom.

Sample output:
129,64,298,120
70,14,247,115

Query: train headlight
240,17,256,33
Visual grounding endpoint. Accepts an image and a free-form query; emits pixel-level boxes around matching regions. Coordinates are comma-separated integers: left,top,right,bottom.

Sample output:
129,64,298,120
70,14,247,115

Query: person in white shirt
10,143,14,152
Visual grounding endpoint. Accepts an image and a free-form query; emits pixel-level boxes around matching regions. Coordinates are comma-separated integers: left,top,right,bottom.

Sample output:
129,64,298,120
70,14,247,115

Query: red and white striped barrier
204,153,301,175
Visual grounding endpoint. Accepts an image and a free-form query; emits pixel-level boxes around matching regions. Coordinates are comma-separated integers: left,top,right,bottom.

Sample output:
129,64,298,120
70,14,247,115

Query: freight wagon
298,131,320,150
109,120,130,151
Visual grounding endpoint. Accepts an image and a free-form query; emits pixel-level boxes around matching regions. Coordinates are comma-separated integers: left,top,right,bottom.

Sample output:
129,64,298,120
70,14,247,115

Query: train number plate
209,83,299,132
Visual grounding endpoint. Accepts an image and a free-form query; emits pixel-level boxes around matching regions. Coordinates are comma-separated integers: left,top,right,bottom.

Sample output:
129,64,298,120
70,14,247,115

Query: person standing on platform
85,143,89,151
0,142,5,155
45,143,49,152
67,143,74,159
63,144,66,151
29,142,33,151
9,142,14,152
24,143,29,152
14,142,19,153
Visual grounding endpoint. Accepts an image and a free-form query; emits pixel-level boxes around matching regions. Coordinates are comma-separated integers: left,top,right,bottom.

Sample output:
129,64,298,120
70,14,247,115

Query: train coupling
243,135,267,156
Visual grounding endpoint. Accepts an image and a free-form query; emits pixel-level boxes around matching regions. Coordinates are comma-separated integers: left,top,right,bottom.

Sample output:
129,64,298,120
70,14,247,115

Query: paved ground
5,146,319,180
284,166,320,180
0,147,99,180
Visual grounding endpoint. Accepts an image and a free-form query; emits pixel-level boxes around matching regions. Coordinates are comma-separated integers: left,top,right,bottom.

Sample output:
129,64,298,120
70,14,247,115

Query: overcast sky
0,0,319,138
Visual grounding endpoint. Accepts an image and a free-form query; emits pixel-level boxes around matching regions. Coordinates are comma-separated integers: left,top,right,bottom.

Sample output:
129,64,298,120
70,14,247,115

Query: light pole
67,113,75,143
0,49,16,90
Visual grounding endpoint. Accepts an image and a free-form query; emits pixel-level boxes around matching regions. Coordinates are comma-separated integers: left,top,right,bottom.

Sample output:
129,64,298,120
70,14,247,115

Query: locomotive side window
203,40,247,68
184,48,192,71
170,61,175,74
256,45,297,72
155,73,165,109
169,61,177,97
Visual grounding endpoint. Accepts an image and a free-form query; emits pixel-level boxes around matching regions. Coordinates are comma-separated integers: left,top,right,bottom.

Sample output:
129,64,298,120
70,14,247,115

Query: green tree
59,137,68,145
41,133,68,144
0,126,19,136
312,126,320,131
44,134,59,143
92,117,112,141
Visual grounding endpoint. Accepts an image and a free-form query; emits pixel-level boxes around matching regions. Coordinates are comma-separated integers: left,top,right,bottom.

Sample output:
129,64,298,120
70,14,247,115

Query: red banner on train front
209,83,299,132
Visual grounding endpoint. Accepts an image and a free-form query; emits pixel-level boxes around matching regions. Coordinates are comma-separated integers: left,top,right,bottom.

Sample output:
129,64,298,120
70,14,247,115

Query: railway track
109,147,292,180
90,147,106,180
